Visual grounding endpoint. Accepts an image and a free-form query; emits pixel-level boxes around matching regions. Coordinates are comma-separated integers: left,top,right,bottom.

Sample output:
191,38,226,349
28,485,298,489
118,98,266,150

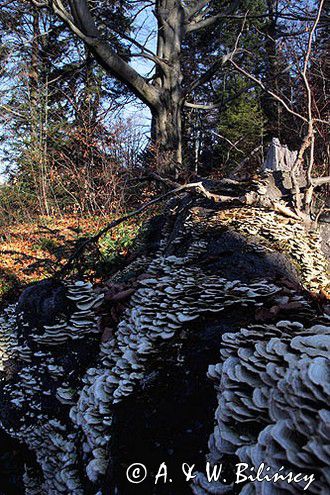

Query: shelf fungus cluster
0,192,329,495
216,206,329,292
22,281,103,347
0,305,17,374
0,281,104,494
70,251,289,484
193,318,330,495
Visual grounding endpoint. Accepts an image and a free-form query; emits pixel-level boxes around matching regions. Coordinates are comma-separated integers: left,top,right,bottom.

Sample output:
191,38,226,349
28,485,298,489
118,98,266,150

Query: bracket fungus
0,188,329,494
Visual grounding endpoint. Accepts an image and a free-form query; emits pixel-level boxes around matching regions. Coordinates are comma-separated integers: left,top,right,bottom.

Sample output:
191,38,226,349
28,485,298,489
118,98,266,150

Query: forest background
0,0,328,298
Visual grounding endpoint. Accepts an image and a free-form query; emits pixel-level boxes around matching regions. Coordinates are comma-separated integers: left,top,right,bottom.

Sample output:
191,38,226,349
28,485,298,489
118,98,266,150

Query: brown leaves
255,297,307,322
104,287,135,303
100,274,153,342
0,214,145,298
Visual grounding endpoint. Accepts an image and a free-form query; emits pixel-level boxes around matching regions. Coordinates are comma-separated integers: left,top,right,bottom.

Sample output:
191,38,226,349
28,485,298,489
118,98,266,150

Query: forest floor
0,213,146,302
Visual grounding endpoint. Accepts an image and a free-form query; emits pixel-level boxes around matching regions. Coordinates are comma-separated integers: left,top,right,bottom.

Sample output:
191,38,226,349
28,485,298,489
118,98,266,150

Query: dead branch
243,192,302,221
186,0,241,33
210,131,245,155
58,171,308,276
58,180,230,275
184,83,254,110
290,0,325,214
229,144,263,178
302,0,326,214
228,58,308,124
225,0,328,217
271,201,301,221
312,176,330,187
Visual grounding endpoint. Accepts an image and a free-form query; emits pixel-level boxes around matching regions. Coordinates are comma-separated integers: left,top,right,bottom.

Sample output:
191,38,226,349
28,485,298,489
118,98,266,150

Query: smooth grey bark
151,0,185,172
45,0,240,174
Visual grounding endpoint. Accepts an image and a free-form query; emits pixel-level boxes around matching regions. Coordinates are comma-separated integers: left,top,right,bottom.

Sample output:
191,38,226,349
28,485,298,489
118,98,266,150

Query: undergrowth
0,212,148,301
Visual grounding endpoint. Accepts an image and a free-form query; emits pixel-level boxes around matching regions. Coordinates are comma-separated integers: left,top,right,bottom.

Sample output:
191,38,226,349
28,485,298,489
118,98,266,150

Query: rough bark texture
151,0,185,171
46,0,241,173
0,175,329,494
151,103,183,172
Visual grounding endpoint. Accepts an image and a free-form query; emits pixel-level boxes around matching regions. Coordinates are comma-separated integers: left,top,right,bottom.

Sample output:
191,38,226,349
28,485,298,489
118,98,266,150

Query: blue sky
122,7,156,136
0,6,157,181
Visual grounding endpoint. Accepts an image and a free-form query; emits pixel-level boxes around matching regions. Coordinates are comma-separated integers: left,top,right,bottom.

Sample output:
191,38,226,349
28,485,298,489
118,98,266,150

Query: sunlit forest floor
0,214,145,301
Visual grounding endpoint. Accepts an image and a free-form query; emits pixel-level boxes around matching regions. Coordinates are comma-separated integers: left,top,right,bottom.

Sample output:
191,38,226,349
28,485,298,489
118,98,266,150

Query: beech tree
4,0,327,181
27,0,247,175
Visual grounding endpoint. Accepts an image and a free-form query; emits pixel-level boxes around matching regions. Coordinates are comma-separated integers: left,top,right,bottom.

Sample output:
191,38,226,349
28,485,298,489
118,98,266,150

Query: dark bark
45,0,241,175
151,0,185,173
151,101,183,174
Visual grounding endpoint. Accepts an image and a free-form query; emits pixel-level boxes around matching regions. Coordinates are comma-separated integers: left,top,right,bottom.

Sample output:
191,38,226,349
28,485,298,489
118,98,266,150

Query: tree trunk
261,0,279,142
151,96,183,176
150,0,185,175
50,0,195,176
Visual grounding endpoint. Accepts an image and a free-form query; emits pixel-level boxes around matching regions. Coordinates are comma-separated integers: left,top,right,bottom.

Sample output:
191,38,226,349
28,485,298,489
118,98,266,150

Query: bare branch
59,180,228,274
210,131,244,154
186,0,210,19
303,0,325,187
187,14,223,32
31,0,48,7
311,176,330,187
186,0,241,33
184,50,240,96
186,10,328,33
228,58,308,123
229,145,263,178
115,29,170,73
0,104,25,119
184,82,254,110
184,101,222,110
47,0,160,108
290,0,326,213
219,7,327,216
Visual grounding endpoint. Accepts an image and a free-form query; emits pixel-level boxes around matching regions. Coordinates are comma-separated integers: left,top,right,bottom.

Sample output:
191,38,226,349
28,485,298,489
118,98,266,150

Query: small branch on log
270,201,302,220
311,176,330,187
58,172,310,277
148,172,240,202
243,192,302,221
58,181,230,275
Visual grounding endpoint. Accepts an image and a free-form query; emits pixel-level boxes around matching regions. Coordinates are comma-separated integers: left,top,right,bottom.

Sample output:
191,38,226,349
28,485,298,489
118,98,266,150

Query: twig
315,201,327,225
58,181,224,275
229,144,263,178
211,131,244,154
312,176,330,187
225,1,328,216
